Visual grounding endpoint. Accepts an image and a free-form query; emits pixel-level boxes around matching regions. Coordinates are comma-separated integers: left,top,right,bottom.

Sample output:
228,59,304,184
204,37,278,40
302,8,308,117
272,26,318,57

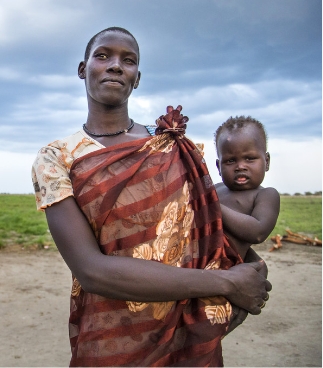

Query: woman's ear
265,152,270,171
134,71,141,89
216,159,222,176
78,62,86,79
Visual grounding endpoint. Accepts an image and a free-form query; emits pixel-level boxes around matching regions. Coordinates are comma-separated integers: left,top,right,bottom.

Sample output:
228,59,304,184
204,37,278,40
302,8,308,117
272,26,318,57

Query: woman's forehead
91,31,139,55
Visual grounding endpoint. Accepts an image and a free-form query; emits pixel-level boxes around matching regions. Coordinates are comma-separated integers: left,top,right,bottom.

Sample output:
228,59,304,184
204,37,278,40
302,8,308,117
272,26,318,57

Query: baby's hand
256,259,268,279
244,248,268,278
225,305,248,336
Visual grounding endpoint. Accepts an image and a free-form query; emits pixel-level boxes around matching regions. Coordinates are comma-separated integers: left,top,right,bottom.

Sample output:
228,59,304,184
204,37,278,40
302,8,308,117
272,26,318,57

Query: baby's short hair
84,27,140,63
214,115,268,154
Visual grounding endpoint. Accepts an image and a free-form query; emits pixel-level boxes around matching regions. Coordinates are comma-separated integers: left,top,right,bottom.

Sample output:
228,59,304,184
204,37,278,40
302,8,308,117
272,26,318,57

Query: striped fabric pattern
68,130,241,367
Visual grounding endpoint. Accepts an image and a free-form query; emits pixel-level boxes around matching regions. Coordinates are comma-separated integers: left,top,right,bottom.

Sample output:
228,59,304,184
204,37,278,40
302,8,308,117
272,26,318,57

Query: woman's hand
224,248,271,334
221,261,272,315
45,197,271,308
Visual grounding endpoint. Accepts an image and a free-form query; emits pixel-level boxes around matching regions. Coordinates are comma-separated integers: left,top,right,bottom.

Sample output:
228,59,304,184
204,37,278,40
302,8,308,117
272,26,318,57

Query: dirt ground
0,241,321,367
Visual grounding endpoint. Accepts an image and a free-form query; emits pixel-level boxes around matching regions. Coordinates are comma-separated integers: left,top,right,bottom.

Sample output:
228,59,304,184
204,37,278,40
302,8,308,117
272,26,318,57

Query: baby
214,116,280,260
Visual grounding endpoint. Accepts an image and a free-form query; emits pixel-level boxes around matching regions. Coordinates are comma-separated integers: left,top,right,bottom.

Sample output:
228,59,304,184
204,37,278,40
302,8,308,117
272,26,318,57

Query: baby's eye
246,157,256,161
226,159,235,164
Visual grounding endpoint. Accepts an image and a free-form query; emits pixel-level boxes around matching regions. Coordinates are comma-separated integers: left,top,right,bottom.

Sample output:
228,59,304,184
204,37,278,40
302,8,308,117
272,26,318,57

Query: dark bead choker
83,119,134,137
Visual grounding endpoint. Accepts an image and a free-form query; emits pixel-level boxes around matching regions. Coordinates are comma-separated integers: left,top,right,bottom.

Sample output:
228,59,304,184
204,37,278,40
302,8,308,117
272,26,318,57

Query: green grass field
271,195,322,239
0,194,321,250
0,194,55,249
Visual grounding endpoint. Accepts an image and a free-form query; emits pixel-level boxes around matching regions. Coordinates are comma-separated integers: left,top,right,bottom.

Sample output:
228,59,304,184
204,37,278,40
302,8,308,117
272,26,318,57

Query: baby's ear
216,159,221,176
265,152,270,171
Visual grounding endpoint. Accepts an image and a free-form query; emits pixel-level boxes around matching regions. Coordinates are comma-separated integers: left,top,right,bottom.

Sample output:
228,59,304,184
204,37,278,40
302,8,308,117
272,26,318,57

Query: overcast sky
0,0,321,194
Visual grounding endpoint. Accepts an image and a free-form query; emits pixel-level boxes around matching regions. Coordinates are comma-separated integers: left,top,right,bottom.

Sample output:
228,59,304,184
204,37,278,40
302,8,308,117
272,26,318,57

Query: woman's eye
124,58,136,64
96,53,108,59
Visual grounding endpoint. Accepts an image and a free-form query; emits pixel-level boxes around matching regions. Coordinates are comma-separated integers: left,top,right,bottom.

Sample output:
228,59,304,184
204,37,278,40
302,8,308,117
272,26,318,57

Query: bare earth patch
0,241,321,367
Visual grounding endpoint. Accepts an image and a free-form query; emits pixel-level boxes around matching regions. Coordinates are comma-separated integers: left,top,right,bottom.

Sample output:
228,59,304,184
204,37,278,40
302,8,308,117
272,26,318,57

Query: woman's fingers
224,262,272,315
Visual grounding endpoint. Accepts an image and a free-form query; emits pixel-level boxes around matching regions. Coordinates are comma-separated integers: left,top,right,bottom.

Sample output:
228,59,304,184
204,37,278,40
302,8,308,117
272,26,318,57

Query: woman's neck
85,103,131,135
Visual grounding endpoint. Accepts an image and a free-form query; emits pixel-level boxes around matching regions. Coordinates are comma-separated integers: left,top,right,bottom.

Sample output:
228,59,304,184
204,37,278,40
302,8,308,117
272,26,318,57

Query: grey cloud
132,78,321,140
0,0,321,155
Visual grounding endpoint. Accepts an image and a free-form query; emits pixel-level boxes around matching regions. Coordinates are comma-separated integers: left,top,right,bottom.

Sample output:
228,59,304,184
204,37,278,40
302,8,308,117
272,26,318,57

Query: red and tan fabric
68,107,242,367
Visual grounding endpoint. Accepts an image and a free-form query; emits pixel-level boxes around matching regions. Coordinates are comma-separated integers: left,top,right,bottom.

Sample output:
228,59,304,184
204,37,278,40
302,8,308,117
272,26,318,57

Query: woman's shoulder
49,130,101,151
49,130,84,147
31,130,103,211
37,130,104,162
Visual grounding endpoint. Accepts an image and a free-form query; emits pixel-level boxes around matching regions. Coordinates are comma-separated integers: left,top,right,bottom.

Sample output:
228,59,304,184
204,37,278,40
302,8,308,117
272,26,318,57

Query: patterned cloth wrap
68,106,242,367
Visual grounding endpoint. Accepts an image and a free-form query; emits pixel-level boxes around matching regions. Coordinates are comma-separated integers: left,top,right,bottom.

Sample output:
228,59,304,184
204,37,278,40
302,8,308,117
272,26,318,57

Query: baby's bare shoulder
257,186,280,197
255,187,280,205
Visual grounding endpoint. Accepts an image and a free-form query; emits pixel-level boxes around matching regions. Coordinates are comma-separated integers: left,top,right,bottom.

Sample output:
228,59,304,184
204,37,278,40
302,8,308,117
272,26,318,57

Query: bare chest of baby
215,184,263,259
215,184,261,215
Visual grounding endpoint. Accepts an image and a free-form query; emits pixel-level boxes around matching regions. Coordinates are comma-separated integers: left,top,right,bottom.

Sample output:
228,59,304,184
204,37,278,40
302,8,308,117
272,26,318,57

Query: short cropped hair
214,116,268,154
84,27,140,63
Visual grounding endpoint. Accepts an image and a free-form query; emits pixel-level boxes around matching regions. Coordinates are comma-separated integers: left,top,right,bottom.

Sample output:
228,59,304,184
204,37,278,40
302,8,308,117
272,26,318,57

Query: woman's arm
220,187,280,244
46,197,271,313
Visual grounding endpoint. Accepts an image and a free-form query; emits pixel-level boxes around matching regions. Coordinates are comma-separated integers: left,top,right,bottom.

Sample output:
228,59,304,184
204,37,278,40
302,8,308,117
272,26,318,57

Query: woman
32,27,271,367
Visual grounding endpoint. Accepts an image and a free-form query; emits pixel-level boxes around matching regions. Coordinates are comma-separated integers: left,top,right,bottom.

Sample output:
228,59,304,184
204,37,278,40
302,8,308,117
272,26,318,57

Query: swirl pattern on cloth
66,106,242,367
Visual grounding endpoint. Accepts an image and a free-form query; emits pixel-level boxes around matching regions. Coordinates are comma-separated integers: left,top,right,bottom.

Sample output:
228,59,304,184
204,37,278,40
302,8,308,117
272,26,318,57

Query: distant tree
294,192,301,196
314,191,322,196
305,191,313,196
281,193,291,196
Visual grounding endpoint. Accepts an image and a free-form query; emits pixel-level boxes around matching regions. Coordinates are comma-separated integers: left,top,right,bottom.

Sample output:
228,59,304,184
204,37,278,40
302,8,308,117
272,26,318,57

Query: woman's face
79,31,141,108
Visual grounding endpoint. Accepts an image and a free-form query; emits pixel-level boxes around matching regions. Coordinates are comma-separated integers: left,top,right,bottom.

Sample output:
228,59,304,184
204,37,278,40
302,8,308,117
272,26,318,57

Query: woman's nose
106,58,123,73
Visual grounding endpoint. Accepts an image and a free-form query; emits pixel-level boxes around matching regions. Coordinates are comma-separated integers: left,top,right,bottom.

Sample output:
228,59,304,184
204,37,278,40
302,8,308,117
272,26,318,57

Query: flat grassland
0,194,321,250
0,194,55,250
274,195,321,239
0,194,321,367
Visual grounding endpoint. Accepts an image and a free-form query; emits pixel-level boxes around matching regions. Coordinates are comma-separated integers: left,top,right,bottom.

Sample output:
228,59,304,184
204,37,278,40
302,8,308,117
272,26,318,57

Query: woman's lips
101,78,124,85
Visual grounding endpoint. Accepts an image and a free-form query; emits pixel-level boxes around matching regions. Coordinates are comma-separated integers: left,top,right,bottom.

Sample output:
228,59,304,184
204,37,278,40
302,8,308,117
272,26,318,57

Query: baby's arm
220,187,280,244
245,247,268,278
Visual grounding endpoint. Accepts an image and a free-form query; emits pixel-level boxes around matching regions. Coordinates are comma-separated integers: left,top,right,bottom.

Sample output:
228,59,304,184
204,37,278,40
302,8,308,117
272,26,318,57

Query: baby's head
214,116,270,191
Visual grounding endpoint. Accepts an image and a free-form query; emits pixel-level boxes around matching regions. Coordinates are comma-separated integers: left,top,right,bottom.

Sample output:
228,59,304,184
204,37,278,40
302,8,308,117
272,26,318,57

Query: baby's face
216,125,269,191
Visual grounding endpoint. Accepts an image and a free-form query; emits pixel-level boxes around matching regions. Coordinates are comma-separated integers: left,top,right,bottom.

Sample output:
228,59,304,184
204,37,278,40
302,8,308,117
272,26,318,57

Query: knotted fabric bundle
155,105,188,136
